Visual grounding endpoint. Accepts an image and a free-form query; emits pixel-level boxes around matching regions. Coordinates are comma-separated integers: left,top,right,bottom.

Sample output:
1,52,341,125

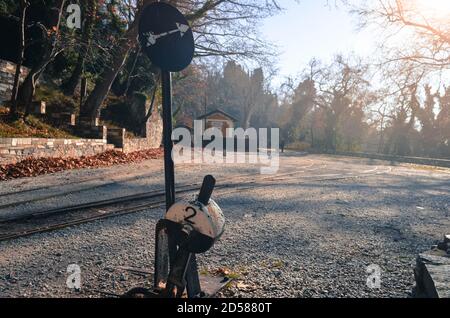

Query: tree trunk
242,106,253,130
21,58,52,117
18,0,66,117
80,42,134,118
378,117,385,154
81,0,155,120
9,0,29,117
62,49,85,96
81,0,228,122
62,0,98,96
19,45,60,117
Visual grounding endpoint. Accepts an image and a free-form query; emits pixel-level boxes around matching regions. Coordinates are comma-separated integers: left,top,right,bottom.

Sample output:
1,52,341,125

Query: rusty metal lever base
120,273,231,298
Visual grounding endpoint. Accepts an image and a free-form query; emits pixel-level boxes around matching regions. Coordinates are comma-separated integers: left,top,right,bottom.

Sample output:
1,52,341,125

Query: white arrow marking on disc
144,23,190,47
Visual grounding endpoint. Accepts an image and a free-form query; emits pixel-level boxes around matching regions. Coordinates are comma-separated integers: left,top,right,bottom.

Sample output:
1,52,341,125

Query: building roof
174,123,193,132
176,114,194,129
197,109,238,122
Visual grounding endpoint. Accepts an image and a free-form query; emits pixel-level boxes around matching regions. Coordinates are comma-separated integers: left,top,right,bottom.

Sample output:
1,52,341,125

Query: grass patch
0,84,78,138
0,107,77,138
226,271,241,280
203,267,241,280
35,85,78,113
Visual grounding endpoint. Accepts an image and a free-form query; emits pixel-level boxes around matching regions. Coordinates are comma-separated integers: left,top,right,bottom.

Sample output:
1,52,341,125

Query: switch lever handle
197,175,216,205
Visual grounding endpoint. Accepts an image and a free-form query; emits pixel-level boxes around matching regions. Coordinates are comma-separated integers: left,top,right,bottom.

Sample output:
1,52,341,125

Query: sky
261,0,376,87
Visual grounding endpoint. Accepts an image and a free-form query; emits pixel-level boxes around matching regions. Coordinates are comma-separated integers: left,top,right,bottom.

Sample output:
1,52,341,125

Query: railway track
0,164,390,242
0,161,200,208
0,160,317,210
0,165,316,221
0,168,178,210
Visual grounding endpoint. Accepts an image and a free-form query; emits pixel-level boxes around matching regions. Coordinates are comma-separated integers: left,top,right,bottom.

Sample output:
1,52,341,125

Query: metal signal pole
161,71,175,209
159,70,201,297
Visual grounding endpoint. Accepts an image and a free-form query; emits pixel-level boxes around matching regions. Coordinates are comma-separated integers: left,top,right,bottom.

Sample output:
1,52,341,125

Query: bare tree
9,0,29,117
79,0,149,120
18,0,68,117
352,0,450,72
278,69,317,143
312,55,371,151
81,0,282,121
243,68,265,129
377,63,425,155
61,0,98,96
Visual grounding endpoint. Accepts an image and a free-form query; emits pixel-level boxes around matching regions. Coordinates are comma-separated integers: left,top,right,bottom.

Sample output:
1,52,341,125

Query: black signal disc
138,2,195,72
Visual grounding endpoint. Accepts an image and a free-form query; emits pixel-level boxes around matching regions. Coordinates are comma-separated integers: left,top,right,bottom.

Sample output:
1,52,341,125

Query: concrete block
415,249,450,298
31,101,46,114
17,138,32,146
69,113,76,126
0,138,12,145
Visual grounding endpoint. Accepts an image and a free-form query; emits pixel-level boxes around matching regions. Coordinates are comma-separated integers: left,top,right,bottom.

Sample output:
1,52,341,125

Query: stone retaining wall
107,128,125,148
0,59,29,103
0,137,114,164
76,117,107,140
0,110,163,164
123,136,160,153
112,108,163,153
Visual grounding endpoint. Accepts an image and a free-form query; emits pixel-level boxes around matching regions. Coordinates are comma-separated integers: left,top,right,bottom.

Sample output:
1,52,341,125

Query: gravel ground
0,153,448,298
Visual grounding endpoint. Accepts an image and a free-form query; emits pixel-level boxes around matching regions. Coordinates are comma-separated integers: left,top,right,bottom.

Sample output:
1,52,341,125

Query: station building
197,109,238,138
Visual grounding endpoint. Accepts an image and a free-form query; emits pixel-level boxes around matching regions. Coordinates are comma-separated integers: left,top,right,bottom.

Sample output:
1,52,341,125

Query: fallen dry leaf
235,281,256,291
0,148,163,181
214,268,231,276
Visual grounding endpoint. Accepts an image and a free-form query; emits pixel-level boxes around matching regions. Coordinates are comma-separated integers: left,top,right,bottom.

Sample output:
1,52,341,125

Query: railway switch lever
165,175,225,254
123,175,225,298
162,175,225,297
